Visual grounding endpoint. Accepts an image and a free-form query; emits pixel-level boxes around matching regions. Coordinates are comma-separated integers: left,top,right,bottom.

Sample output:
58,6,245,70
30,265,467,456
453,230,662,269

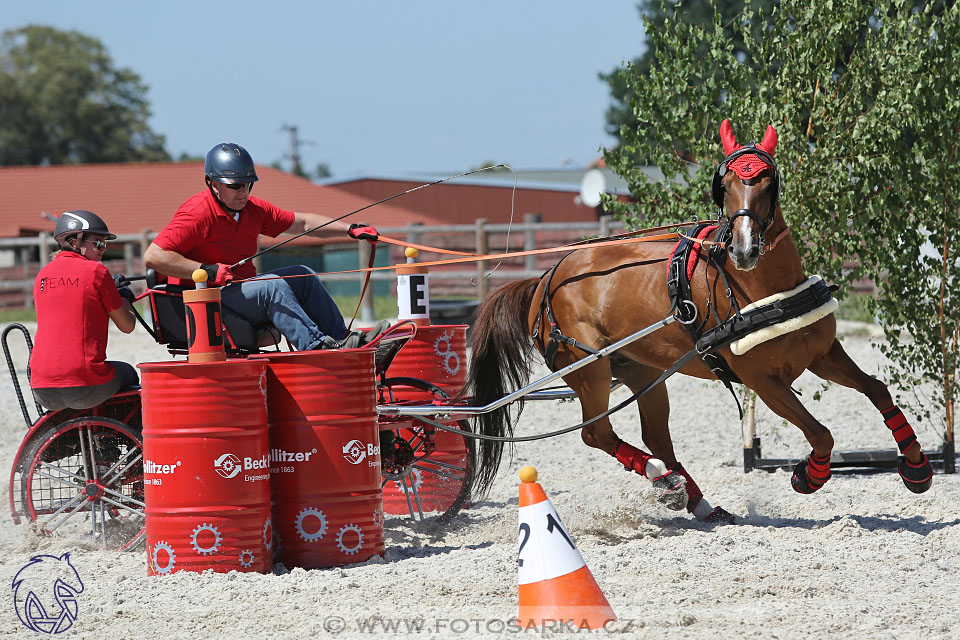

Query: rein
231,164,518,270
680,225,791,254
231,226,691,284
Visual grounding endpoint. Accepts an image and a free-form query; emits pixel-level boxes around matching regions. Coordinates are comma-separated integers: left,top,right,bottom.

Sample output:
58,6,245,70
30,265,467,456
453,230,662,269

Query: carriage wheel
20,416,145,551
377,377,474,522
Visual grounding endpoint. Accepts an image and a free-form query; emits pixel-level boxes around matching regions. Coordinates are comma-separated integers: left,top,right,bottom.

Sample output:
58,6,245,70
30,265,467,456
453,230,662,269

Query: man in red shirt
31,210,139,410
144,143,386,351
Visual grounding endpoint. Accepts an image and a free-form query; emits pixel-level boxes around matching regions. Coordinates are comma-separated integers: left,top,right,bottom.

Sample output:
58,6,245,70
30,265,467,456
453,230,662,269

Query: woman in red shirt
30,210,139,411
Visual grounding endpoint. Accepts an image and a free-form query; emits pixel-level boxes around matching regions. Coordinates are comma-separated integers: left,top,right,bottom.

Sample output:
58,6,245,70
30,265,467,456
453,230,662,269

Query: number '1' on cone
517,472,615,630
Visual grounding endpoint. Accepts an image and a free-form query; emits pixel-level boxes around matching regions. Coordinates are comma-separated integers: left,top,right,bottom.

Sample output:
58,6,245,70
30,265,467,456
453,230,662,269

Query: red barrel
382,325,470,514
252,349,383,568
139,359,271,576
386,325,467,395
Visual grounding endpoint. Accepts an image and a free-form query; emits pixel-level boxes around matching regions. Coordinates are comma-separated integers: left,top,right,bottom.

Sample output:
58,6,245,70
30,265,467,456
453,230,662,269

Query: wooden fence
0,215,626,317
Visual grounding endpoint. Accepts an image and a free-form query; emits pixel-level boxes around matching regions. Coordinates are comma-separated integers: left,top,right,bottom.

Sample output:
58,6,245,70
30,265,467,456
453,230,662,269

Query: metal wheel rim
23,417,145,551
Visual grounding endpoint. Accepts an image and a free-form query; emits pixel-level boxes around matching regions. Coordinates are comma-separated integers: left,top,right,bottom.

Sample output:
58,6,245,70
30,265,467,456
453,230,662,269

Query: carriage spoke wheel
21,417,145,551
377,377,474,523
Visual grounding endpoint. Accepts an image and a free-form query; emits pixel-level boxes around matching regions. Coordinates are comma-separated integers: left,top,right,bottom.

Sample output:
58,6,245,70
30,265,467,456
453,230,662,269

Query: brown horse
464,119,934,523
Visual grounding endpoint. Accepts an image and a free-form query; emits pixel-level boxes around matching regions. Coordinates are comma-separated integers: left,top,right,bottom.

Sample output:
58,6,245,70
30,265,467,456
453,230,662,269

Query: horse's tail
464,277,540,499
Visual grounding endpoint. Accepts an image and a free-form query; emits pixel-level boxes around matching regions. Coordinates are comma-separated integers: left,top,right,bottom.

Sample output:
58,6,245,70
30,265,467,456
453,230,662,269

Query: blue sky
5,1,646,178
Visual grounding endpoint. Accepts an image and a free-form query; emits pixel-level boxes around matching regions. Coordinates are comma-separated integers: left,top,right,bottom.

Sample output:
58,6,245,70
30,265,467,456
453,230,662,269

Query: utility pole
280,123,303,176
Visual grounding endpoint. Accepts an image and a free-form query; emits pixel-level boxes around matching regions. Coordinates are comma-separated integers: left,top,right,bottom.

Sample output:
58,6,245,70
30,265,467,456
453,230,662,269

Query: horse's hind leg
611,356,735,523
557,354,688,511
808,338,933,493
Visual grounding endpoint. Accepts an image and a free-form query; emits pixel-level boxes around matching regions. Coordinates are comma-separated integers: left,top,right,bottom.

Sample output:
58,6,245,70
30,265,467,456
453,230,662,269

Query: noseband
711,144,781,251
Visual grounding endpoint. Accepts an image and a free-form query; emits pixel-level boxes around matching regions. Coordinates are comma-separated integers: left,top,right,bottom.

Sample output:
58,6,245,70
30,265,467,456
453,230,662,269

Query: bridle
711,143,781,253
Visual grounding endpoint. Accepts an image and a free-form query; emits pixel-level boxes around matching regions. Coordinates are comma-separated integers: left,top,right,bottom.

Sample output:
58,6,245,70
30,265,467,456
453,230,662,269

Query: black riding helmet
204,143,258,213
54,210,116,248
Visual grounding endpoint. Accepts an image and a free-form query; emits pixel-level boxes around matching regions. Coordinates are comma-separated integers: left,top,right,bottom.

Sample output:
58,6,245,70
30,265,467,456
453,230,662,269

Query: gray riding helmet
54,210,116,245
204,143,259,184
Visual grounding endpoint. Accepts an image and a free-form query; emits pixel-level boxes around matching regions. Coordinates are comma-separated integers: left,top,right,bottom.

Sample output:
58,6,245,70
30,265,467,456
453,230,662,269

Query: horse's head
712,118,781,271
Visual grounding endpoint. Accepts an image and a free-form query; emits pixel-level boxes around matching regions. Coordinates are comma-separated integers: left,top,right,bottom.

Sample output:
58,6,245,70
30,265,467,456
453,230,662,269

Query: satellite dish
579,169,606,208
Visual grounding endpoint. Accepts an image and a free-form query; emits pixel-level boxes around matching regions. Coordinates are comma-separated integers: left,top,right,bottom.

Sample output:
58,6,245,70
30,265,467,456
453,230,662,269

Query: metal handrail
2,323,42,427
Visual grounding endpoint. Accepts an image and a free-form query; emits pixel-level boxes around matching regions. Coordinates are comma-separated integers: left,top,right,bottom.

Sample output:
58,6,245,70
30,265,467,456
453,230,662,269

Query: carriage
4,272,479,551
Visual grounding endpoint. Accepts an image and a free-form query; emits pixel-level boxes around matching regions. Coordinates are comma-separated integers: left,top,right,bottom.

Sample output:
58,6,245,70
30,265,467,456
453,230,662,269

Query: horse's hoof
898,454,933,494
791,460,827,494
703,506,737,525
652,471,688,511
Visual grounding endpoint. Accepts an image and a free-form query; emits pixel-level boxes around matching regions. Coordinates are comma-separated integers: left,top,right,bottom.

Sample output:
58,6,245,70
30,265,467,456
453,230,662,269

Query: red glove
348,223,379,243
201,263,234,286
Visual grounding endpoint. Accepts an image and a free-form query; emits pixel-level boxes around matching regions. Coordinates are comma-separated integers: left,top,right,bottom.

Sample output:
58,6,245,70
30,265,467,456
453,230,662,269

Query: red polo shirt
153,190,295,284
30,251,124,388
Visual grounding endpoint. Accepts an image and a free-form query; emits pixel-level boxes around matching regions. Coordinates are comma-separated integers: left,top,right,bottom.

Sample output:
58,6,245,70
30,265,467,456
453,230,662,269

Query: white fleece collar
729,275,838,356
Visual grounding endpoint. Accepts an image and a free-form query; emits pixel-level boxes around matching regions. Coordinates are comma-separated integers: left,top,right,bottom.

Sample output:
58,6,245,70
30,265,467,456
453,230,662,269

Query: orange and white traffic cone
516,466,616,630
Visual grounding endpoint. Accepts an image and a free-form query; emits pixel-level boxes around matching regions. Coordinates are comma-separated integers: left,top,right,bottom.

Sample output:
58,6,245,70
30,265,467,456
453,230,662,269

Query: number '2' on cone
517,476,615,629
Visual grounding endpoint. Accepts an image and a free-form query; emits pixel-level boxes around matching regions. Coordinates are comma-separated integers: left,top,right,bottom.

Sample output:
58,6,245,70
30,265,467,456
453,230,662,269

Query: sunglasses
222,182,250,191
86,238,107,250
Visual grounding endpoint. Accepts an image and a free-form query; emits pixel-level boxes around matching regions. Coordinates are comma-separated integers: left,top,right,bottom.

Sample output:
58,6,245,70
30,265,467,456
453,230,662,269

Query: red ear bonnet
758,125,777,156
720,118,739,155
721,119,776,180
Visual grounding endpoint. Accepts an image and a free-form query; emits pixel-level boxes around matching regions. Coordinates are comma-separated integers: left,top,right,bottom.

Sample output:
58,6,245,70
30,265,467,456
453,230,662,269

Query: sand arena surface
1,320,957,638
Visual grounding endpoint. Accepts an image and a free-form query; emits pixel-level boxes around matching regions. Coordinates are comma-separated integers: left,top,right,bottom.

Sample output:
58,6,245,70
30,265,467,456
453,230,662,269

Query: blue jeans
220,265,347,350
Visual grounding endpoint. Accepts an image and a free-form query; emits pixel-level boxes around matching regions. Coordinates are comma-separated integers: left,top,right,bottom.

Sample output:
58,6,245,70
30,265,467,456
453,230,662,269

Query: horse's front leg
808,338,934,493
749,375,836,494
559,356,688,512
610,356,735,523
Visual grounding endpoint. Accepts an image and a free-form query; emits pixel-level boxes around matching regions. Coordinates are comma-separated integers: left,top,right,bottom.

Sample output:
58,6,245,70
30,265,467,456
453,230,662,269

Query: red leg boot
882,405,933,493
612,440,687,511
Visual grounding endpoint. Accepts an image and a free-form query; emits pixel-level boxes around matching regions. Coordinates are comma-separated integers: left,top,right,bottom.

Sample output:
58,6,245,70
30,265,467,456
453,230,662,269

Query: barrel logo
213,453,242,479
342,440,367,465
342,440,380,467
144,459,181,475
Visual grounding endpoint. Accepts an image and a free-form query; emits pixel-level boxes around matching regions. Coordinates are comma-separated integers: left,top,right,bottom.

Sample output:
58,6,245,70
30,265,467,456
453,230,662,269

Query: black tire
377,377,474,522
20,416,144,551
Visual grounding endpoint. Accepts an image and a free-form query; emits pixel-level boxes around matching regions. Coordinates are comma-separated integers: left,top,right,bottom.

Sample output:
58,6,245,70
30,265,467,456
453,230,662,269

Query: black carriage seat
145,270,281,353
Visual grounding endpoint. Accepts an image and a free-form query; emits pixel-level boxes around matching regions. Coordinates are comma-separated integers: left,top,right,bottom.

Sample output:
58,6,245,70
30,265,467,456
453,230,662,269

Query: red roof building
325,173,630,225
0,163,441,240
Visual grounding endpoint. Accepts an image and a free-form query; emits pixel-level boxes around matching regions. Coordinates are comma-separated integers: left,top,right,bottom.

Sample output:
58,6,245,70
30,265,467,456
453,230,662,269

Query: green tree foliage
601,0,776,149
603,0,957,443
0,25,170,165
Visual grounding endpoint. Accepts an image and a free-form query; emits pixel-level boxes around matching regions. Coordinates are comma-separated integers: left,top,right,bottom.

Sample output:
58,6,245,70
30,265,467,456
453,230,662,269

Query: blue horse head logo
12,552,85,634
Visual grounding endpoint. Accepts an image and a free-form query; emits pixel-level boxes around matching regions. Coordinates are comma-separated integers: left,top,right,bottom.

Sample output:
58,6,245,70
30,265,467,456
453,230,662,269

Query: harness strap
532,253,600,371
762,227,791,254
531,262,559,360
665,223,744,416
666,224,717,318
547,326,600,360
